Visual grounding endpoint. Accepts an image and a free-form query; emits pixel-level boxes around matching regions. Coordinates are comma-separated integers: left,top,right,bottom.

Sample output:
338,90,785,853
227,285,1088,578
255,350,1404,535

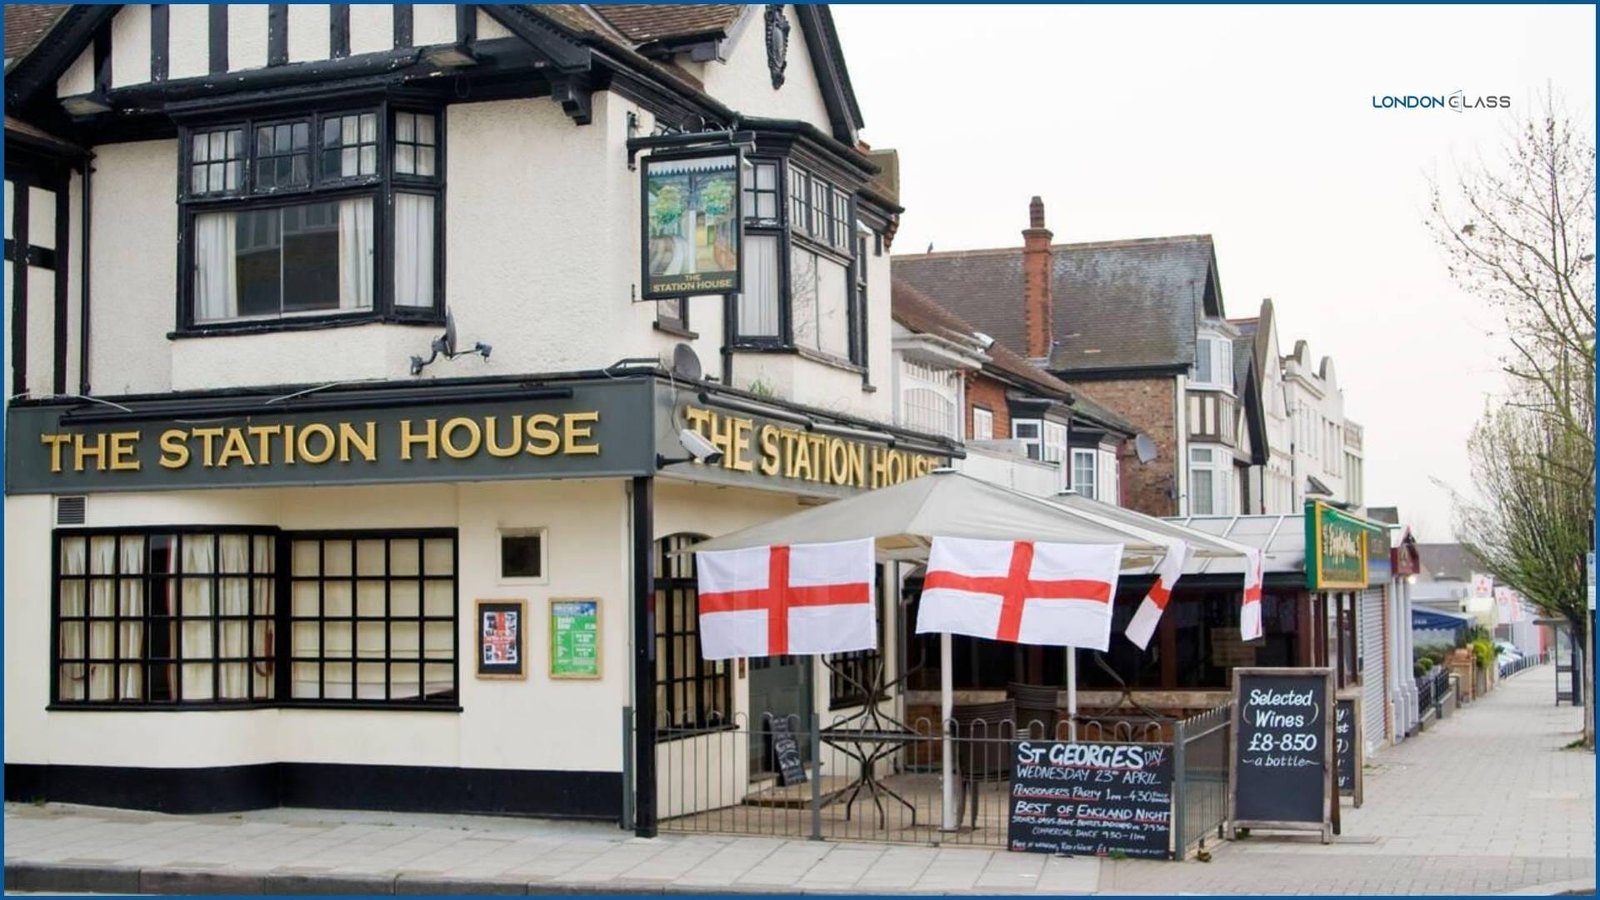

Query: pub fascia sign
6,382,657,493
1305,501,1370,591
683,405,942,489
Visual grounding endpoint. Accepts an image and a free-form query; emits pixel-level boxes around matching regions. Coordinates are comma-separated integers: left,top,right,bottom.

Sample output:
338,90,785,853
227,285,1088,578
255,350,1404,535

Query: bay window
732,159,868,367
179,106,443,331
901,360,960,440
1190,332,1233,391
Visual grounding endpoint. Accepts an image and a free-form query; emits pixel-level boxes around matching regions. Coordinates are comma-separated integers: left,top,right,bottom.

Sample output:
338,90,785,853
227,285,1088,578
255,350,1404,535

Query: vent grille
55,496,87,526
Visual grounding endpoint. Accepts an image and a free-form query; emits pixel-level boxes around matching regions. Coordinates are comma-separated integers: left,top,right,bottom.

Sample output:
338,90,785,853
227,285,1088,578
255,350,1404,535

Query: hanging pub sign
641,151,743,300
1304,501,1369,591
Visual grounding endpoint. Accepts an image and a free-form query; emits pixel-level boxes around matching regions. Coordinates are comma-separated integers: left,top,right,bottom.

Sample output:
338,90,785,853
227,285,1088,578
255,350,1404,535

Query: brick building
893,198,1269,519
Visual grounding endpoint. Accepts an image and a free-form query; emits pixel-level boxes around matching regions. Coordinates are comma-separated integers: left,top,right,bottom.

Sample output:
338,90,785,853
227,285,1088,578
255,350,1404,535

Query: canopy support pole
1067,647,1078,742
940,632,956,831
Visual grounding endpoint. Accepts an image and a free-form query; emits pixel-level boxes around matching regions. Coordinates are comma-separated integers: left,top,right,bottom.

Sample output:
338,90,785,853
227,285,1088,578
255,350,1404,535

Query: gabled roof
570,5,745,45
3,4,66,68
893,235,1223,376
891,279,1136,436
525,4,863,141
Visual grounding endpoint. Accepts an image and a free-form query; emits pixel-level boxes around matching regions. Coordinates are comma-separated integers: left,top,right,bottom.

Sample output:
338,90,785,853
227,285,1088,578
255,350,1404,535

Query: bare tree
1441,399,1592,740
1429,90,1596,477
1430,89,1595,745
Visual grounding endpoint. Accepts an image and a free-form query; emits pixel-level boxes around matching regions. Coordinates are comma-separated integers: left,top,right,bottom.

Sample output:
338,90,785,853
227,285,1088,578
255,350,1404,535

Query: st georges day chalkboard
1334,694,1363,806
1008,740,1173,859
1230,667,1335,842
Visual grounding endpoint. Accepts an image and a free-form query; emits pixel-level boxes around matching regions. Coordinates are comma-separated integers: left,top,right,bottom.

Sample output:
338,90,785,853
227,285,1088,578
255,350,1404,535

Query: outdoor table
819,654,922,828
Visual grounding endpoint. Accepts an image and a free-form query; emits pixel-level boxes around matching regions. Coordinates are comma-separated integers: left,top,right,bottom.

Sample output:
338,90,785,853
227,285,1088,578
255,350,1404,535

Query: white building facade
3,3,956,831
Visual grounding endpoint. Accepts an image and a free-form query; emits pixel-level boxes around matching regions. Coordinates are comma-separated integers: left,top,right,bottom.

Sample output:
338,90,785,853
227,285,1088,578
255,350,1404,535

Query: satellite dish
670,343,703,381
442,310,458,357
1134,434,1158,464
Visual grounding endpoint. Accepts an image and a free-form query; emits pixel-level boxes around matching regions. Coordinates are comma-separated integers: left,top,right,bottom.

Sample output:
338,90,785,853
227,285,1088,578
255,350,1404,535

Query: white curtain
218,535,251,699
181,535,215,701
58,538,86,702
816,256,850,358
393,193,434,309
338,199,374,311
194,214,238,322
253,535,274,700
118,537,145,701
738,235,780,337
87,537,117,701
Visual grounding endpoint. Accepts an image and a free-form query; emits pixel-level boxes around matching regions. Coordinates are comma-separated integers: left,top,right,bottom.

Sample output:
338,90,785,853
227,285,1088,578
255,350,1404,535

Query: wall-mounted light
420,44,479,69
61,93,111,116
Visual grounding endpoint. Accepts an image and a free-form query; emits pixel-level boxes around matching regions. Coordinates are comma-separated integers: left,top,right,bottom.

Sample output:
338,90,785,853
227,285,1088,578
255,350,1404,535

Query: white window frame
1071,448,1097,500
1189,332,1234,392
971,407,994,442
1012,419,1042,460
1188,445,1231,516
497,527,549,585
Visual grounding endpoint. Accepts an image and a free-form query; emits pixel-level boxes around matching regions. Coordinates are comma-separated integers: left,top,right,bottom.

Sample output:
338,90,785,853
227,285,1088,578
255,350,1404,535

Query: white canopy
1050,492,1255,562
684,470,1174,567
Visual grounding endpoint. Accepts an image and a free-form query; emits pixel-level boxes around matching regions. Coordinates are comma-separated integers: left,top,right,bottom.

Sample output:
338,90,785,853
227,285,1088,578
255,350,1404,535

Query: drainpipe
77,152,95,395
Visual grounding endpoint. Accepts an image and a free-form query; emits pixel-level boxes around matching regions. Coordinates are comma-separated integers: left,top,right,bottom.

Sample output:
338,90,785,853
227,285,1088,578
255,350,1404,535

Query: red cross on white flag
694,538,875,660
1125,541,1189,650
915,536,1122,651
1240,548,1264,641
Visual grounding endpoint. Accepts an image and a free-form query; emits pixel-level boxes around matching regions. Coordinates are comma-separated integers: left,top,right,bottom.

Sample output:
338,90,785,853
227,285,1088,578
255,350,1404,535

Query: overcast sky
832,4,1596,541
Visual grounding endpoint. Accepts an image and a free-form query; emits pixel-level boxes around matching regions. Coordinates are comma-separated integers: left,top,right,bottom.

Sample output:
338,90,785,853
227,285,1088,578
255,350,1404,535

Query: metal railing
1171,702,1231,861
1416,667,1450,727
651,709,1184,849
1498,651,1546,679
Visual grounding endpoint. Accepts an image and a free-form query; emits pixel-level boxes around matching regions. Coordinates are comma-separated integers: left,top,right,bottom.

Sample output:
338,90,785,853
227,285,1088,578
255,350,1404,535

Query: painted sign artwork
1306,502,1370,590
643,154,741,298
1008,741,1173,860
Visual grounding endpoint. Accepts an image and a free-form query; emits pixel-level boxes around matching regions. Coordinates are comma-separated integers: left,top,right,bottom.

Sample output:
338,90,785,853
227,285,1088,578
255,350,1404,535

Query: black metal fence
1416,666,1450,727
1499,651,1547,679
1171,702,1231,861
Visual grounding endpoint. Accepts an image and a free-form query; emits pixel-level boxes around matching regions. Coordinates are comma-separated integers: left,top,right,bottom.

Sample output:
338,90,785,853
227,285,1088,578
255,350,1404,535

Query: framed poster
477,599,526,679
640,151,743,300
549,598,602,680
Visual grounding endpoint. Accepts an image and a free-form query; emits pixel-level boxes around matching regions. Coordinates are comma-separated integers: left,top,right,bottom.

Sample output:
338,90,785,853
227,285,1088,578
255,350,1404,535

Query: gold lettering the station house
38,412,602,473
684,407,940,489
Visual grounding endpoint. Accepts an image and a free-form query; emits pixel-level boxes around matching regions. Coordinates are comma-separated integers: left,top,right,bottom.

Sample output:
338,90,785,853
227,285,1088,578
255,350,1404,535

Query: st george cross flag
1240,548,1264,641
915,536,1122,651
694,538,875,660
1124,541,1189,650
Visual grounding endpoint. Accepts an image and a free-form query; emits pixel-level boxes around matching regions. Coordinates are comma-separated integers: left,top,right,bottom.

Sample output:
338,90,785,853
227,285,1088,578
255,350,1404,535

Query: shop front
3,373,956,819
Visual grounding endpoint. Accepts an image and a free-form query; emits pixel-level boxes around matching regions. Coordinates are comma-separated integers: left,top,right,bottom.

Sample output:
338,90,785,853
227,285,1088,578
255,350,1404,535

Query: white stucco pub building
1,3,954,832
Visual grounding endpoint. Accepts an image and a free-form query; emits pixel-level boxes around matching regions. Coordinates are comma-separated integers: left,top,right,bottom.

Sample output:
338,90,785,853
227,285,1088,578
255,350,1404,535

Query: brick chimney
1022,196,1054,361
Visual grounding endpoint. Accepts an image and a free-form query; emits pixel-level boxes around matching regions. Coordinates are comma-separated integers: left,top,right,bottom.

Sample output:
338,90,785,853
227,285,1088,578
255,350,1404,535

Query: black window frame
729,159,870,370
49,525,460,712
175,101,446,336
654,533,733,737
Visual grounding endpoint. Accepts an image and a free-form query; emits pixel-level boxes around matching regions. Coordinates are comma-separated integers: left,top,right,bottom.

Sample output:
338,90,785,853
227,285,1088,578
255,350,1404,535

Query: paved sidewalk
5,665,1592,895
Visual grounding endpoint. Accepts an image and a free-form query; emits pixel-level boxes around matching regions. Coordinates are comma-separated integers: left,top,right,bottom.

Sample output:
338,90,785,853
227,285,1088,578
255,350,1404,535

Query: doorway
748,654,810,776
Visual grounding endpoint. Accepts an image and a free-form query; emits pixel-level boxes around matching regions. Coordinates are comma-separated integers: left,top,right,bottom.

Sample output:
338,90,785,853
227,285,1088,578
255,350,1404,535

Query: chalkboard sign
1007,741,1173,859
1230,667,1334,842
768,716,807,787
1335,695,1363,806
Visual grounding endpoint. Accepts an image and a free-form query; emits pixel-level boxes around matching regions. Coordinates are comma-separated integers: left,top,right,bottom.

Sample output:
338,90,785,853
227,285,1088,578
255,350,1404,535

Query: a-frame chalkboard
1229,667,1335,843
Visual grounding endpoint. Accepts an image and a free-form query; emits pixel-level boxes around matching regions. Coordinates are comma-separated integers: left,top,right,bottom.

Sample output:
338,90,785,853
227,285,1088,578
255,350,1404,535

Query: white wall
5,479,633,774
699,6,834,135
109,4,152,88
88,140,175,395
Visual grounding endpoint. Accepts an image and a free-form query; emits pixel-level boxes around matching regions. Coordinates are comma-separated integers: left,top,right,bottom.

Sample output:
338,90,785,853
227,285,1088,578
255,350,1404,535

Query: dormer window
1190,332,1233,391
178,106,444,332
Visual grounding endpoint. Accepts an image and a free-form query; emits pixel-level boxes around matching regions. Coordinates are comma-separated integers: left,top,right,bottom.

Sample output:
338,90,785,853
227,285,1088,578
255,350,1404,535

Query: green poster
550,599,601,679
